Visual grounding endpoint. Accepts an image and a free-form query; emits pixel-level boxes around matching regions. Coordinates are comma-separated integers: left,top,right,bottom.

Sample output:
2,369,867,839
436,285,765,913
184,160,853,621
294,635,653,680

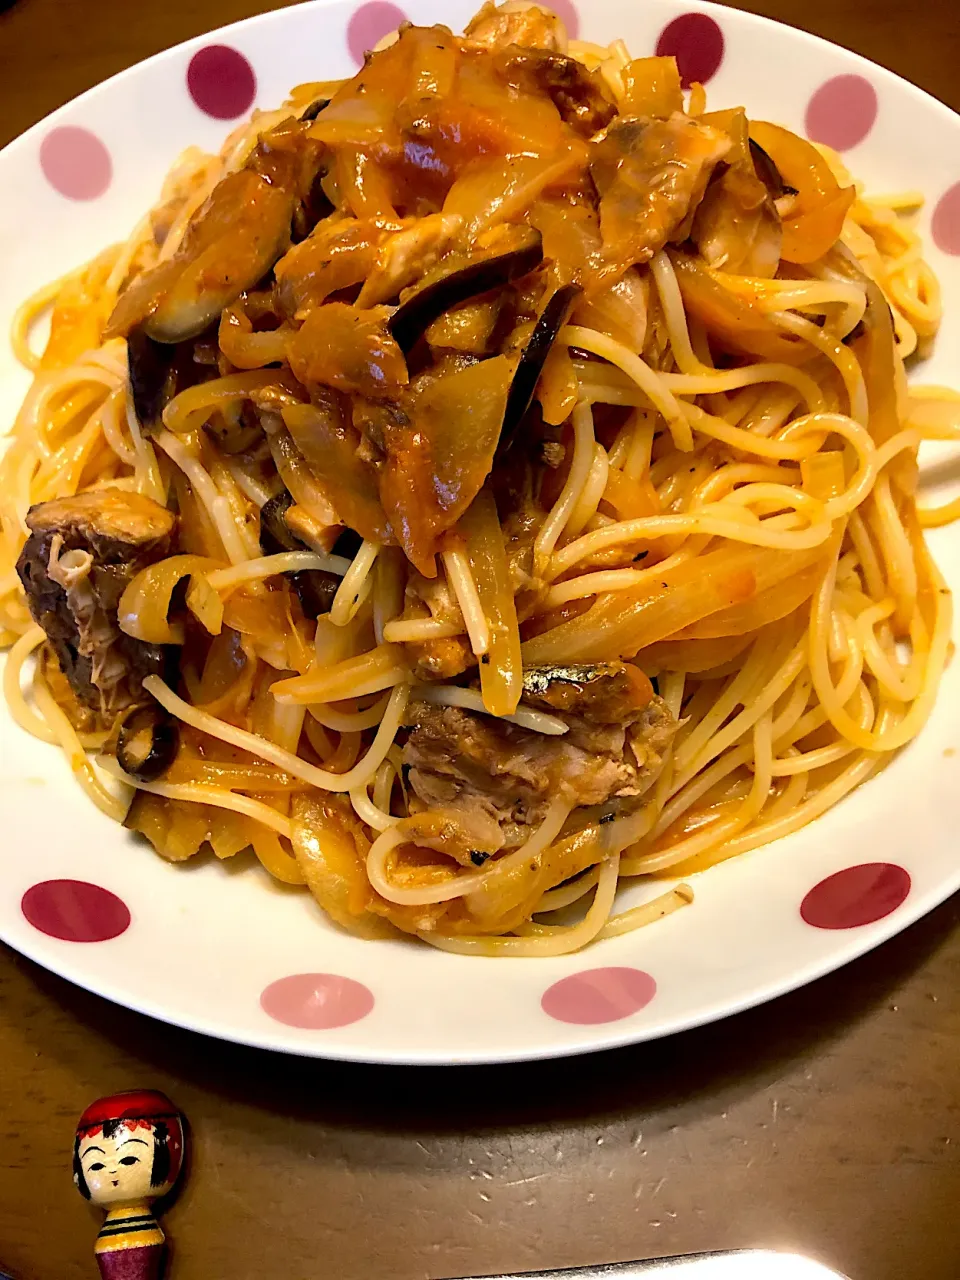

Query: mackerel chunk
16,490,175,718
402,661,677,850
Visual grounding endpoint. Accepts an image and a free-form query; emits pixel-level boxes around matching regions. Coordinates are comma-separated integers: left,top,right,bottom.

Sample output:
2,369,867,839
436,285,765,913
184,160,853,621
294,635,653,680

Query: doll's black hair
72,1136,89,1200
150,1121,171,1188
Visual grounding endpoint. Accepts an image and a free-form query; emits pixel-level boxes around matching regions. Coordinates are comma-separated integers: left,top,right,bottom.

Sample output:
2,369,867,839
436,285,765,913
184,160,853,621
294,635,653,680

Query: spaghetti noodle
2,1,958,956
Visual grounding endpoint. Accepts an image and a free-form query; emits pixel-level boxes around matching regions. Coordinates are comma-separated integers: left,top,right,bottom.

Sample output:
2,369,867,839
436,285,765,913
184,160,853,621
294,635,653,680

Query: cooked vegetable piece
464,1,567,51
291,793,397,937
461,487,523,715
495,47,617,136
288,302,409,397
380,355,513,574
264,423,346,544
293,170,335,242
258,489,301,554
388,231,544,354
127,327,178,431
522,660,654,720
619,56,683,118
108,117,326,342
571,268,648,350
748,138,797,199
282,399,392,544
107,169,296,342
824,243,914,496
425,296,502,353
116,701,180,781
258,487,342,619
522,540,833,664
669,251,809,363
275,218,389,317
748,120,856,264
692,121,783,278
500,283,581,452
299,97,331,122
442,151,586,239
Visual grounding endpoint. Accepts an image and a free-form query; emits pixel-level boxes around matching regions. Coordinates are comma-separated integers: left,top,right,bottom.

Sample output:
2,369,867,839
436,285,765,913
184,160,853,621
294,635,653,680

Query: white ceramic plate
1,0,959,1066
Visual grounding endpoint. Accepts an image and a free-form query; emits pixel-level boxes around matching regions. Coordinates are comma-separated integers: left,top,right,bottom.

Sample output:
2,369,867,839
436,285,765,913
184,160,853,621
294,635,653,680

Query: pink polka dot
260,973,374,1029
805,75,878,152
187,45,257,120
932,182,960,256
347,2,408,65
21,880,130,942
547,0,580,40
655,14,725,88
541,967,657,1025
800,863,910,930
39,127,112,201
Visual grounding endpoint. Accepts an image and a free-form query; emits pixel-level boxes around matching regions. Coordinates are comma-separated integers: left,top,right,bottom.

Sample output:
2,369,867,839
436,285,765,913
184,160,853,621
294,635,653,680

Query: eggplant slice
332,528,364,559
497,49,617,137
259,488,341,619
299,97,331,122
288,565,340,619
841,318,867,346
116,701,180,782
259,489,301,555
128,327,178,433
388,232,544,355
293,172,335,242
499,283,581,454
749,138,798,199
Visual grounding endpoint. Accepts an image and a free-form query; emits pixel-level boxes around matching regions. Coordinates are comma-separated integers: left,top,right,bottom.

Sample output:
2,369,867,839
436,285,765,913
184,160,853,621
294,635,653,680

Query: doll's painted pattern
73,1090,185,1280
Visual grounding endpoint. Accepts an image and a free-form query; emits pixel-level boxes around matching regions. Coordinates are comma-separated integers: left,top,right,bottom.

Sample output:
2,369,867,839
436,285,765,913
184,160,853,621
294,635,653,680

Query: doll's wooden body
73,1090,185,1280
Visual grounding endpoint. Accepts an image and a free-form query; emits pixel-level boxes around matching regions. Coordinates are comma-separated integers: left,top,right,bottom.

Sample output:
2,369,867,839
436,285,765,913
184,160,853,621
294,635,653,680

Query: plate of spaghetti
1,0,959,1063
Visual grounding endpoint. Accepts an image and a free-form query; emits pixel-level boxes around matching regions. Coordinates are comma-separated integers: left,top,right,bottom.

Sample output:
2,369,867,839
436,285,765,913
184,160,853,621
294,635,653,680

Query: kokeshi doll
73,1090,186,1280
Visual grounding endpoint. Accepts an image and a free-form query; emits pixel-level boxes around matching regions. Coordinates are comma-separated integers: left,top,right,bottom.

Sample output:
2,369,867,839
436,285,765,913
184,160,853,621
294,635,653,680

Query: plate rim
4,849,959,1066
1,0,958,1065
1,0,959,166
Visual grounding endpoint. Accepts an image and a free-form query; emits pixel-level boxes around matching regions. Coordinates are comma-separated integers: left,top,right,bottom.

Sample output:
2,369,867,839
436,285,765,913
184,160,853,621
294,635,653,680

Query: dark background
1,1,959,1277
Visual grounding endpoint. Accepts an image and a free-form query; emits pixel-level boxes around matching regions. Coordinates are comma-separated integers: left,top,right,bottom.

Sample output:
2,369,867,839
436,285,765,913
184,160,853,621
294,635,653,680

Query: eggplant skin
498,49,618,137
388,234,544,355
300,97,330,122
259,489,301,555
127,326,177,432
500,283,581,453
116,702,180,782
749,138,798,198
521,660,655,723
258,488,341,619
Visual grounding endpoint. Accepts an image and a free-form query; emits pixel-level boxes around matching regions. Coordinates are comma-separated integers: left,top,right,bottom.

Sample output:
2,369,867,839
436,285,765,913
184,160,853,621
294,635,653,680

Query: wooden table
1,2,959,1278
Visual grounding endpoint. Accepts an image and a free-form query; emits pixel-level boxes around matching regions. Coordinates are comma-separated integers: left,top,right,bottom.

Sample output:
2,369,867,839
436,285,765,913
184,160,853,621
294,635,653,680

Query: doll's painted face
76,1122,168,1207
